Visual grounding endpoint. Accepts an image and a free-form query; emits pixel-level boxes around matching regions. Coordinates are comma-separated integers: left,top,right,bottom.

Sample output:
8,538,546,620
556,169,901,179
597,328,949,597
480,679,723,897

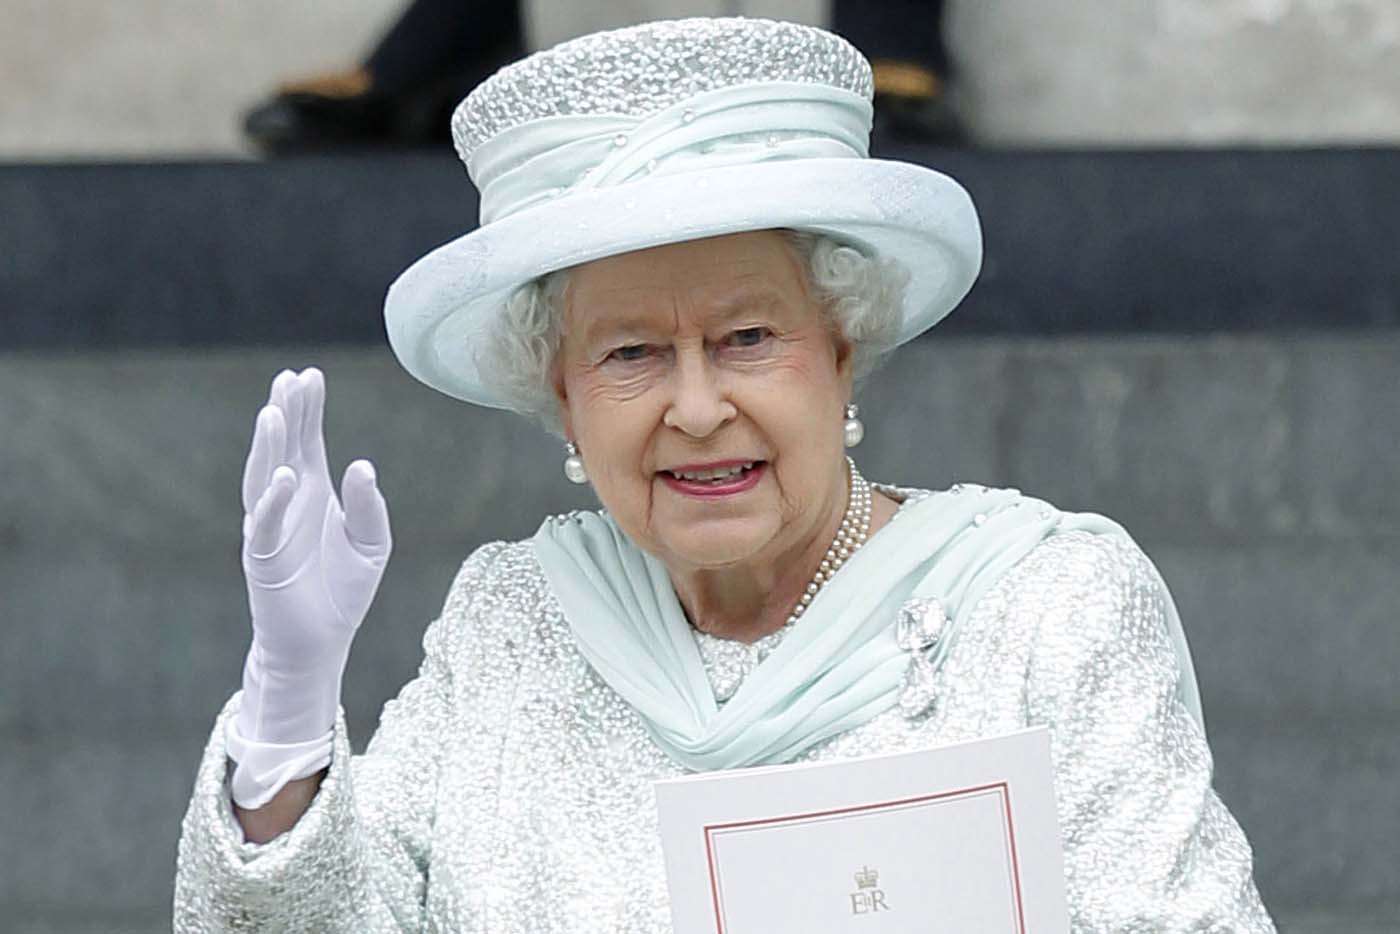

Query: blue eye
609,344,650,362
729,327,771,347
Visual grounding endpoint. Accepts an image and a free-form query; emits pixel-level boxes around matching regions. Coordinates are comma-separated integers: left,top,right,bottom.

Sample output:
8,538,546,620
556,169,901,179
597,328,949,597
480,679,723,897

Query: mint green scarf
532,484,1203,772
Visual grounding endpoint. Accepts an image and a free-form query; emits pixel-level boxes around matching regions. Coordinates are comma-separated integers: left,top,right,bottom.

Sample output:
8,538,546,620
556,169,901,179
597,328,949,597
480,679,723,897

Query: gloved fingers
339,459,392,558
241,404,287,516
246,465,298,558
271,368,304,465
297,367,333,482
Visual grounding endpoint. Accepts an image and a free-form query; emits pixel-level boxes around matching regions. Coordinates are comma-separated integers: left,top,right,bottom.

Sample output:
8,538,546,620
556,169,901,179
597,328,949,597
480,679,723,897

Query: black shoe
243,68,403,151
869,60,967,146
244,41,522,153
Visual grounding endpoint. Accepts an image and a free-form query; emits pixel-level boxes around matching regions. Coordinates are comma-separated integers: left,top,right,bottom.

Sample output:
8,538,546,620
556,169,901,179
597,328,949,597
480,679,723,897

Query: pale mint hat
383,16,983,410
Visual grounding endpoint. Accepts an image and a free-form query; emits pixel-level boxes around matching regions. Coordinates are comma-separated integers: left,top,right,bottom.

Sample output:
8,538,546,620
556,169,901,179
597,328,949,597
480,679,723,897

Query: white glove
226,367,392,809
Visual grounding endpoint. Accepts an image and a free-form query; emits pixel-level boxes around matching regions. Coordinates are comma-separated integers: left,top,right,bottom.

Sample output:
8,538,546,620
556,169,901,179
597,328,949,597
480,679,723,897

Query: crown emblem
854,866,879,889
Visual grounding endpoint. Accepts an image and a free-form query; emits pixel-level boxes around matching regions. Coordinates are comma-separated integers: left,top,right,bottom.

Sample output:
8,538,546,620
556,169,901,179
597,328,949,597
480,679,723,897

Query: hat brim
384,157,981,409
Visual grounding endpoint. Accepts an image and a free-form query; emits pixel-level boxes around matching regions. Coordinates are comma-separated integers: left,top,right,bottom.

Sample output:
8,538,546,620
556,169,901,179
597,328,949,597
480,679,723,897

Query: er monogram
849,865,891,915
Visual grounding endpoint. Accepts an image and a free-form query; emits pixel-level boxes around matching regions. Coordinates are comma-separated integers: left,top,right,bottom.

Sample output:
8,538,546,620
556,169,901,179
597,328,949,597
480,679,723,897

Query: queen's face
555,229,854,575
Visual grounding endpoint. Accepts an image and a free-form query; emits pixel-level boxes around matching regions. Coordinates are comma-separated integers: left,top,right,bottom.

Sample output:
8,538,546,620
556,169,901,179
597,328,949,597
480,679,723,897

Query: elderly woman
175,17,1276,933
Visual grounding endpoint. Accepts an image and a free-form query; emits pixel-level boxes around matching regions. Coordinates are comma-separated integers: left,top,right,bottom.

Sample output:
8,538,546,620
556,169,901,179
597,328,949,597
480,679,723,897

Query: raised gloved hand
227,367,392,809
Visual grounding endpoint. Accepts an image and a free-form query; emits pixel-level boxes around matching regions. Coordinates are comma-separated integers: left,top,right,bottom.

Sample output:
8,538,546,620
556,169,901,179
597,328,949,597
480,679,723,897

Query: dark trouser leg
365,0,525,96
832,0,950,77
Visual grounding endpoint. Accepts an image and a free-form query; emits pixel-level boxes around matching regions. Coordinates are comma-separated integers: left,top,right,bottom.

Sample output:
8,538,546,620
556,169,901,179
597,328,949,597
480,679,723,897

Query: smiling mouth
663,459,772,481
665,462,759,483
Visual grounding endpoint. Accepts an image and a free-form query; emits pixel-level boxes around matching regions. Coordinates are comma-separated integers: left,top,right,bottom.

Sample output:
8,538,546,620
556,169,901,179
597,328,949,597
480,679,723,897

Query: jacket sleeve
173,550,492,932
1025,532,1278,933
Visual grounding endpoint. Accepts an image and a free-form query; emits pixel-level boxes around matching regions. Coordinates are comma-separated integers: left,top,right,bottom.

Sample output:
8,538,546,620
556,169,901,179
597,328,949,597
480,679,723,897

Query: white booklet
654,727,1068,934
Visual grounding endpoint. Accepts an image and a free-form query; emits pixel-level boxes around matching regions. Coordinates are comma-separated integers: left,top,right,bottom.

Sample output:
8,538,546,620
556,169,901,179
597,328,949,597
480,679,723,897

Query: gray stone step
1207,716,1400,910
0,725,1391,923
0,735,202,918
9,154,1400,344
7,1,1400,157
5,538,1398,737
6,335,1400,555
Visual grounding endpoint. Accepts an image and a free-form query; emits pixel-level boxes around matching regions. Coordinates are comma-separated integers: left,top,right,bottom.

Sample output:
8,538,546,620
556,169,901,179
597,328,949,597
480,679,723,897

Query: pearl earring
563,441,588,484
843,403,865,448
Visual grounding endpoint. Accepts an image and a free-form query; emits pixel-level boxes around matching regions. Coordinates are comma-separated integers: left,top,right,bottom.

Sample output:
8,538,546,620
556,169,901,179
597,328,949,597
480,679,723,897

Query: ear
550,275,579,438
551,364,574,440
831,330,856,389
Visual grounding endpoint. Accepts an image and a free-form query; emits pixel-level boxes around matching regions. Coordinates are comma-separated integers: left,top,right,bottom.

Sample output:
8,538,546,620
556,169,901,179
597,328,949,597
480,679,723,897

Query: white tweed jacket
175,499,1276,932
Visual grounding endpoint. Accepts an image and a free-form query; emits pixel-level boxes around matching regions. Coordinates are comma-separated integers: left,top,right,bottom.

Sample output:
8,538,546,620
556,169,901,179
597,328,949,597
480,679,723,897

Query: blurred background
2,1,1398,931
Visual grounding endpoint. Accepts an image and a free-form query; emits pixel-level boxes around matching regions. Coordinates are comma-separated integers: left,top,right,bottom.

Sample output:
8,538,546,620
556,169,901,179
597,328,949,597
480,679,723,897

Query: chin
656,517,774,569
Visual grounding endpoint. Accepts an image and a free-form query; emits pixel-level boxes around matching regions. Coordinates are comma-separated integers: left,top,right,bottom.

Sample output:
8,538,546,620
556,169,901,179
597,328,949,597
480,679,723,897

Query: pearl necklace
786,456,873,627
692,457,875,703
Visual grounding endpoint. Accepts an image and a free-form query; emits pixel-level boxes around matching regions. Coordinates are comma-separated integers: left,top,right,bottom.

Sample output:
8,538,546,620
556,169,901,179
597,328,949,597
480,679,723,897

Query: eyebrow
578,287,789,347
579,309,667,348
711,287,786,319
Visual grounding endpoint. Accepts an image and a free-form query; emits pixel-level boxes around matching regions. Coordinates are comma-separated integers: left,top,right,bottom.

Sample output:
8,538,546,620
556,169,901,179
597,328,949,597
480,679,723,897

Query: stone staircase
3,333,1397,930
2,148,1397,930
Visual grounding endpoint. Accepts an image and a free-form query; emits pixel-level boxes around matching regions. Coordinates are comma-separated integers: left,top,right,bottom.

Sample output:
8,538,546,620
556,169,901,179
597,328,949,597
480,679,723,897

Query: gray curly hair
480,230,910,434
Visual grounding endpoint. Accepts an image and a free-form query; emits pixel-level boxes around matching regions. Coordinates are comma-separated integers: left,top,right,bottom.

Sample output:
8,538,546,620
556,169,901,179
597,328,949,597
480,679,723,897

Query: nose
662,349,736,438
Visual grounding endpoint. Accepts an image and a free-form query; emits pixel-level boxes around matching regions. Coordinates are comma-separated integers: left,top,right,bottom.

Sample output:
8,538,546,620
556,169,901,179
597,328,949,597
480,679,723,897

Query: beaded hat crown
451,18,872,163
383,17,983,410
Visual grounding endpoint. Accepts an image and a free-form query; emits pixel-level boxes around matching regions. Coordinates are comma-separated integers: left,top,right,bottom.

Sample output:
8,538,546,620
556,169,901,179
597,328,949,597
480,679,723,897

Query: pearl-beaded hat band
383,17,982,410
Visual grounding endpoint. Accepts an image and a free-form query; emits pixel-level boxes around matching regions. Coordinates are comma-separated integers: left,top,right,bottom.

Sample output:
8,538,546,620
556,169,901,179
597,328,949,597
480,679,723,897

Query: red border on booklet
701,780,1027,934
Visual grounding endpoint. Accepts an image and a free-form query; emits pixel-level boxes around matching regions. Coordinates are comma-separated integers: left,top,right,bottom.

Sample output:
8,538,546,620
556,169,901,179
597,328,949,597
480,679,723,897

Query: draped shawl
533,484,1203,772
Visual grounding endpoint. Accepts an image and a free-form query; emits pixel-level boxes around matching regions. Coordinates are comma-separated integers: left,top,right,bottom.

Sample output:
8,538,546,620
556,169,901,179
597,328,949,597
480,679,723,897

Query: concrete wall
4,0,1400,158
1,0,402,158
946,0,1400,146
